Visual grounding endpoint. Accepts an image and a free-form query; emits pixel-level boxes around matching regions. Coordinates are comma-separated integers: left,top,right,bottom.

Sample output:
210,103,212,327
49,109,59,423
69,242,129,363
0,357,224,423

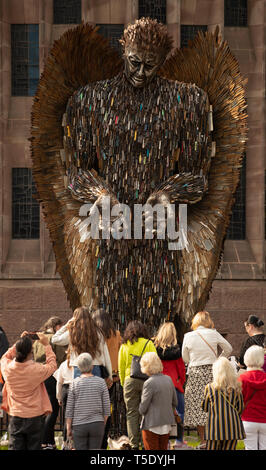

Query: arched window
11,25,39,96
12,169,40,239
226,156,246,240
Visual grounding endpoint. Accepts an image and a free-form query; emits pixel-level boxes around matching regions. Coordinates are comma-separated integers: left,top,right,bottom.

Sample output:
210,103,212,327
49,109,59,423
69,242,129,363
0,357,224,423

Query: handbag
130,339,150,380
99,365,109,379
169,423,178,437
174,412,182,425
62,437,74,450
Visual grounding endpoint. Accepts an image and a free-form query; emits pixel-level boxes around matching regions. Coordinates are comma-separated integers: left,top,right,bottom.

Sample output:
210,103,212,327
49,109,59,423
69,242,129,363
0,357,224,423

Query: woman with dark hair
238,315,265,369
52,307,112,448
52,306,112,380
33,316,66,450
0,331,57,450
118,320,157,450
91,309,122,449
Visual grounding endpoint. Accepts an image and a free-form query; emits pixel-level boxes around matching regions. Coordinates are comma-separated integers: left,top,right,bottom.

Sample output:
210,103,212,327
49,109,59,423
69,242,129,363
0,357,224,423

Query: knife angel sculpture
31,19,247,333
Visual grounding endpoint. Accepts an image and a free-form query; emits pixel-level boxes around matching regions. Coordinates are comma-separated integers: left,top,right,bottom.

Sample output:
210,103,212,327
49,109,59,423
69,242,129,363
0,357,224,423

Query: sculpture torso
65,72,209,328
66,72,209,208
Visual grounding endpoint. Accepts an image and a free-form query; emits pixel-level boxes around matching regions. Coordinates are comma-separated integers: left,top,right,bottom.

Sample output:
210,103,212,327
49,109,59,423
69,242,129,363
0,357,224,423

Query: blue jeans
176,389,184,442
74,365,102,379
176,389,184,422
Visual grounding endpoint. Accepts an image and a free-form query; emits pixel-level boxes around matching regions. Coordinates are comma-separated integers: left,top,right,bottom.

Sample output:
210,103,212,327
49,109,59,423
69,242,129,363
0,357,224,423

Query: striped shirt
65,375,110,426
202,384,245,440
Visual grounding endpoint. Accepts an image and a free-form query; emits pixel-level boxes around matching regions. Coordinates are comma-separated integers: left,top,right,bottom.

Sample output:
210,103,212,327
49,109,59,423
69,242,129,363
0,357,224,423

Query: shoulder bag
130,339,151,380
196,331,218,358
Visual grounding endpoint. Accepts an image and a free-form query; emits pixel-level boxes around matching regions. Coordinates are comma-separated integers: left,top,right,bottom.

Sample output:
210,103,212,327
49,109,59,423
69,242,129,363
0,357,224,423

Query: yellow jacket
118,337,156,386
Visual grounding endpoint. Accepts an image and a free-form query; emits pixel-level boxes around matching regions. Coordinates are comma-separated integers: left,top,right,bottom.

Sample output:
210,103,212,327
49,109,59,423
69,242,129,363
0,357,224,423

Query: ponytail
15,336,32,362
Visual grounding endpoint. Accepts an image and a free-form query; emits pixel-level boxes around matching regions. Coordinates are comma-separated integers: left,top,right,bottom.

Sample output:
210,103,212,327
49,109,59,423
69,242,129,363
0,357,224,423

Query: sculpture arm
63,87,119,207
146,85,212,207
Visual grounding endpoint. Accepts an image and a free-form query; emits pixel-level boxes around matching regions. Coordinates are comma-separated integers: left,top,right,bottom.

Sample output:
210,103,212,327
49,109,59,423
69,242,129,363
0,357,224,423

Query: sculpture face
124,47,164,88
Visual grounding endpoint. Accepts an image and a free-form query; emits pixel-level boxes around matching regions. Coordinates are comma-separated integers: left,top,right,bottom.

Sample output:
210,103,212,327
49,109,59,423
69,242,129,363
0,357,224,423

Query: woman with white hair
139,352,177,450
202,357,245,450
65,352,110,450
238,345,266,450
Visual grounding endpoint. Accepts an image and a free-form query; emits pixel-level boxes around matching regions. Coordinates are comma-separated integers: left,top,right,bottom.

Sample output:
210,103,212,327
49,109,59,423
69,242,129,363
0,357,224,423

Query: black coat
156,345,181,361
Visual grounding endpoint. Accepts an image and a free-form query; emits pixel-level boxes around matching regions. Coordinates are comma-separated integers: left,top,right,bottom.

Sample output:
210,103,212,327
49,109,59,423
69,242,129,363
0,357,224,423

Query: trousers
123,377,144,449
8,415,44,450
142,430,169,450
42,375,59,445
62,383,70,442
72,421,105,450
243,421,266,450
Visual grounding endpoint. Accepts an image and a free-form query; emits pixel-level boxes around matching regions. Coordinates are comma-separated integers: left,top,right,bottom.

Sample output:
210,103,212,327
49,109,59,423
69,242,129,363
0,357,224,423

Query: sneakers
42,444,57,450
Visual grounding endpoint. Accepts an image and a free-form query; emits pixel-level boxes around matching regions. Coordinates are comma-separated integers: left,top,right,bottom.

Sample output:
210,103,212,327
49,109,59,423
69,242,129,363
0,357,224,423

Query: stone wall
0,280,72,345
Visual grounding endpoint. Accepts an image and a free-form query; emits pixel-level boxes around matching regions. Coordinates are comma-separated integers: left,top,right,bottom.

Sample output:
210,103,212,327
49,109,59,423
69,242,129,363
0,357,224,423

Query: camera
27,332,39,340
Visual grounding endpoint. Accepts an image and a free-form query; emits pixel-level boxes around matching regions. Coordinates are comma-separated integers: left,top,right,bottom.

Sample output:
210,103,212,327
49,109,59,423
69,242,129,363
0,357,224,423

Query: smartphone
27,332,39,340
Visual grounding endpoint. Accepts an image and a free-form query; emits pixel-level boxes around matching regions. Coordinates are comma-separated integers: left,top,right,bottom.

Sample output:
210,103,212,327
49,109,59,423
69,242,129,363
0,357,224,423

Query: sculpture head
120,17,173,88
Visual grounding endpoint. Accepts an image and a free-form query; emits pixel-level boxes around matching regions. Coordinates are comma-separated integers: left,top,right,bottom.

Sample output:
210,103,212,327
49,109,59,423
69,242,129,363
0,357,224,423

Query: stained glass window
224,0,247,27
12,168,40,239
180,25,208,48
96,24,124,55
11,25,39,96
53,0,81,24
138,0,166,24
227,157,246,240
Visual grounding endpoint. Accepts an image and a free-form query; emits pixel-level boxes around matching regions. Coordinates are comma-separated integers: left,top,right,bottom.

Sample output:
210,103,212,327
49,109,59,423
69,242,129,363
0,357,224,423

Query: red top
238,370,266,423
161,357,186,393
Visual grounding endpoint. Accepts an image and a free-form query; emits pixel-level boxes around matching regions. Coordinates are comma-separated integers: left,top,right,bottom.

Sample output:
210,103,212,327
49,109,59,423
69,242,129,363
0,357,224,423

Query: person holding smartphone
0,331,57,450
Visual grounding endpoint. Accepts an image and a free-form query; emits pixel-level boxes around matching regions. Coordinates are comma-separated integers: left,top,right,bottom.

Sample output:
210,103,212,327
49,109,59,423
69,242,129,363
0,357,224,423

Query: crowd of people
0,309,265,452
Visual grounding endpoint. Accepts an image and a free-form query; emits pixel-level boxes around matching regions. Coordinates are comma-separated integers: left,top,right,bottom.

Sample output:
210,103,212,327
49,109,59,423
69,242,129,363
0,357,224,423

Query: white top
182,326,232,369
54,359,74,402
149,424,172,435
51,321,112,378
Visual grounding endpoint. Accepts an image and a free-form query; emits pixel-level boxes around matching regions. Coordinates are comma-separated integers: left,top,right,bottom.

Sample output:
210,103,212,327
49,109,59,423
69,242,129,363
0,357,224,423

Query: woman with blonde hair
52,306,112,381
182,311,232,449
154,322,186,448
202,357,245,450
139,352,177,450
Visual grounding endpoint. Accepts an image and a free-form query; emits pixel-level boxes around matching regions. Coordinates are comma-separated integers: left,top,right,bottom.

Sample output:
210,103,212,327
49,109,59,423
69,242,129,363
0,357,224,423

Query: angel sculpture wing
160,27,247,326
31,24,247,331
30,24,123,312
